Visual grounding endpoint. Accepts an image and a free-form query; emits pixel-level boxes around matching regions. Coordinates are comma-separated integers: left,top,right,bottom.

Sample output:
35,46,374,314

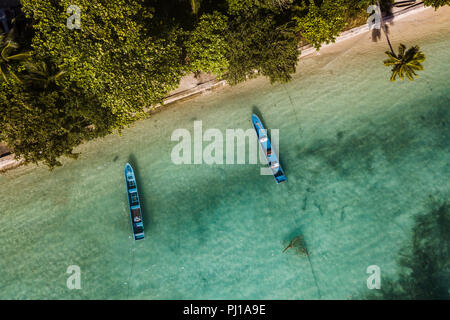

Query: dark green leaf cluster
423,0,450,9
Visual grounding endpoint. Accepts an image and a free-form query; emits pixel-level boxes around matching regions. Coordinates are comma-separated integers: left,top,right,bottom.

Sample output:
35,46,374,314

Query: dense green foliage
185,12,229,77
224,6,299,84
0,30,31,83
294,0,347,49
423,0,450,9
25,0,183,118
1,0,417,167
1,77,115,167
2,0,184,166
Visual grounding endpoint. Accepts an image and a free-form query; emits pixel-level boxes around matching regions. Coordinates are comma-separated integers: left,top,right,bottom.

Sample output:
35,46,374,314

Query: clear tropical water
0,12,449,299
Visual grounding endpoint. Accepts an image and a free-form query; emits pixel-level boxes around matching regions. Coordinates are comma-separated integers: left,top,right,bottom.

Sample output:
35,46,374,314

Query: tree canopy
423,0,450,9
2,0,434,167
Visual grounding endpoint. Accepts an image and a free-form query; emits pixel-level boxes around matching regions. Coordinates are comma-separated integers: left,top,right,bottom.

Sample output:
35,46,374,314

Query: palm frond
54,70,67,80
384,43,426,82
7,52,32,61
0,65,8,83
10,70,23,84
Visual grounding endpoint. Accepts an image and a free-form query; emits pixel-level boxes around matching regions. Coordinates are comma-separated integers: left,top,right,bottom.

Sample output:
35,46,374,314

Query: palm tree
377,1,425,81
0,30,32,83
384,44,425,81
24,60,67,89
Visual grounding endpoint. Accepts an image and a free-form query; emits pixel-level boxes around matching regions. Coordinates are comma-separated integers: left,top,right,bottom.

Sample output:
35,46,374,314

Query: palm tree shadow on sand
371,0,421,43
371,0,395,43
127,154,154,232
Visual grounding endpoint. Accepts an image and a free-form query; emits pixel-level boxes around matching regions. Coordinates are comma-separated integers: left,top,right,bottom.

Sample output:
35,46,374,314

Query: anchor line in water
288,208,322,299
282,84,303,137
306,252,322,299
127,243,135,300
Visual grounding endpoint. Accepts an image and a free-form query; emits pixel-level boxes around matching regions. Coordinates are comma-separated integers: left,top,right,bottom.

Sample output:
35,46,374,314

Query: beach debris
283,235,309,256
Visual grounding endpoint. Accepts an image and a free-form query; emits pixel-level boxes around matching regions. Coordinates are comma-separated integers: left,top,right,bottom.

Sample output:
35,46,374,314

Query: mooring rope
285,192,322,299
126,242,135,299
282,84,303,138
282,77,325,299
306,251,322,299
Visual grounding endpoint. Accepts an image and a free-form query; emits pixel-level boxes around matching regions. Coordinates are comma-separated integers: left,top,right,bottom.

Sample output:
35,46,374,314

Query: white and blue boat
125,163,145,240
252,114,287,184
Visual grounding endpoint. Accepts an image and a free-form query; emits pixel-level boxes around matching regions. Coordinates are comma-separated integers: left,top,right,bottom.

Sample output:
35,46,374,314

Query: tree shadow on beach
357,198,450,300
371,0,395,43
380,0,395,17
371,0,420,43
127,154,154,232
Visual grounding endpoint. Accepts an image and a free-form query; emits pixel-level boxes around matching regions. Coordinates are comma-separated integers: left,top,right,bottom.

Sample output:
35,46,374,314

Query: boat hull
125,163,145,240
252,114,287,184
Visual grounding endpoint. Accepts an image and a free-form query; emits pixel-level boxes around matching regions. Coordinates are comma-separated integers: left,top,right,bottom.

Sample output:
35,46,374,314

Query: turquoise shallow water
0,15,449,299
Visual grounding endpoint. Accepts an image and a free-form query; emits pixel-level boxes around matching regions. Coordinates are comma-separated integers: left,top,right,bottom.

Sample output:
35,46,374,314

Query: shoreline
0,3,441,172
151,1,430,111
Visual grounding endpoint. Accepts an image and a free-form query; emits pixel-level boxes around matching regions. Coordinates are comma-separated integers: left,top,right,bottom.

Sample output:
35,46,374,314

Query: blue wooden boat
124,163,145,240
252,114,287,184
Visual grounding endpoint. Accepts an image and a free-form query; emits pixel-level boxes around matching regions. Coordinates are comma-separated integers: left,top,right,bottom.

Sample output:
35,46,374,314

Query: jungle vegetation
0,0,447,167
